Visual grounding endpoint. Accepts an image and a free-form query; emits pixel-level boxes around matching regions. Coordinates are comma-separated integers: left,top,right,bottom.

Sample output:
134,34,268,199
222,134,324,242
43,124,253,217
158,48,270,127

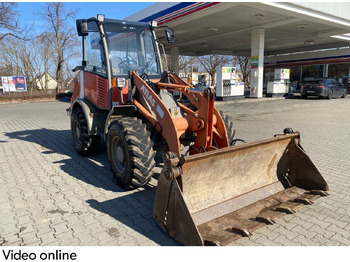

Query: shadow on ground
86,190,179,245
5,128,176,245
5,128,120,192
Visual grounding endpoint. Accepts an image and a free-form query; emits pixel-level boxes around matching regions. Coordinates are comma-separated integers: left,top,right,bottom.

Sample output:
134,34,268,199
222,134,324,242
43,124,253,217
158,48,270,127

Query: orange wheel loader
69,14,329,246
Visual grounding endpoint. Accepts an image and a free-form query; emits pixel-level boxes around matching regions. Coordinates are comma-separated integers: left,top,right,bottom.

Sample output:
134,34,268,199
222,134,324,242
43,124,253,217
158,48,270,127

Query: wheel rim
75,125,81,140
112,138,127,174
116,146,125,162
73,120,82,147
329,90,333,99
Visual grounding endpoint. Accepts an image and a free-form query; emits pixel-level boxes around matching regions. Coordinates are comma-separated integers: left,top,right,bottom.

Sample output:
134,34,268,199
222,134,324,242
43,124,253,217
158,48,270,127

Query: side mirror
165,28,175,43
77,20,88,36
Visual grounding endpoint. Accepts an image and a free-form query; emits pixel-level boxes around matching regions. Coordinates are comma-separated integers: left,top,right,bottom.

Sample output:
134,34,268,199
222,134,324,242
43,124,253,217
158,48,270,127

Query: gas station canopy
125,2,350,99
126,2,350,56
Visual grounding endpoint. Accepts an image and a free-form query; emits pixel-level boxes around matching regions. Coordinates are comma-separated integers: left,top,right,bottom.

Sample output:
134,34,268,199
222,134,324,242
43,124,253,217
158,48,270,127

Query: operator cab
76,15,163,79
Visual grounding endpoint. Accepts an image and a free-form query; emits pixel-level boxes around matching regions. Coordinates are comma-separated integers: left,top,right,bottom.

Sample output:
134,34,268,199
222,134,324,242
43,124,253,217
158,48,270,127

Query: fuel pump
267,68,290,97
216,67,244,101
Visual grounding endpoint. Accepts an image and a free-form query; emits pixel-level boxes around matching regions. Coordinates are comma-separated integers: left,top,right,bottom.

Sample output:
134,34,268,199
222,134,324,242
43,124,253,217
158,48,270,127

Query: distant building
35,73,57,90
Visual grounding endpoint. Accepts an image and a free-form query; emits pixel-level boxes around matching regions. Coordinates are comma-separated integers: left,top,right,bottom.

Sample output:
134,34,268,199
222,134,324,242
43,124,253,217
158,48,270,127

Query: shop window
328,63,350,83
302,65,323,80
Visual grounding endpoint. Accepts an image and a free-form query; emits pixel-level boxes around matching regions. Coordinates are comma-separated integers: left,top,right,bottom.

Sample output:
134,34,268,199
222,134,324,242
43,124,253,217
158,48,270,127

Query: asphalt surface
0,95,349,246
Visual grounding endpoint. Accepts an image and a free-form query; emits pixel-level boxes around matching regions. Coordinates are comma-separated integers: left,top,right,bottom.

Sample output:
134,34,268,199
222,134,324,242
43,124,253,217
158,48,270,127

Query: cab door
83,21,109,109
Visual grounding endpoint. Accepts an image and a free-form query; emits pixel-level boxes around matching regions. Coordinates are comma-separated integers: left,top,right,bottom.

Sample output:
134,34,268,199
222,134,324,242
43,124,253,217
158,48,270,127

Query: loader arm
131,72,182,156
131,71,229,156
157,73,229,149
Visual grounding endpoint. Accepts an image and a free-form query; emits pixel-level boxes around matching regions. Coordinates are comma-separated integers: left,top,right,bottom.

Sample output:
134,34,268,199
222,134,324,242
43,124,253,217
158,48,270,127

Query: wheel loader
69,14,329,246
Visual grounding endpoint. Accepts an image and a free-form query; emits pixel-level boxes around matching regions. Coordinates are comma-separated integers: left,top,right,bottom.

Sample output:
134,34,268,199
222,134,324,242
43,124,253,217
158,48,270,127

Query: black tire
301,95,307,99
107,117,156,189
219,111,245,146
327,90,333,100
71,107,101,155
220,112,235,143
341,90,347,98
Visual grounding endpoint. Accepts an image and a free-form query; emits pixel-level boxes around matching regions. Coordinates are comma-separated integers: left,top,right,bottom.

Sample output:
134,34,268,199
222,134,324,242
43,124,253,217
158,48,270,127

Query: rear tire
341,90,347,98
327,90,333,100
107,117,156,189
71,107,101,155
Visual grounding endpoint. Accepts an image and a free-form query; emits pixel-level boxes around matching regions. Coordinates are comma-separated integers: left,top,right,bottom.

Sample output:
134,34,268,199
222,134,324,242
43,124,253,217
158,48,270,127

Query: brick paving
0,96,349,246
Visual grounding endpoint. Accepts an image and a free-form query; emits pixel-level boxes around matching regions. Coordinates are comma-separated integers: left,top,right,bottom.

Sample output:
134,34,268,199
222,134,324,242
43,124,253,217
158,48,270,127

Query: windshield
105,21,161,76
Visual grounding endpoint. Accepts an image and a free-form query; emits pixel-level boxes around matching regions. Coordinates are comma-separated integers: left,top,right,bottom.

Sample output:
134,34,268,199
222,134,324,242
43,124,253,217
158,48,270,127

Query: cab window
84,21,106,77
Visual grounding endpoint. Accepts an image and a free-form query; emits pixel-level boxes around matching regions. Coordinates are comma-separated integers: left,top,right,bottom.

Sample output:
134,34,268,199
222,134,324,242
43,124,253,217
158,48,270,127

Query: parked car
290,81,302,93
300,79,347,99
55,90,73,102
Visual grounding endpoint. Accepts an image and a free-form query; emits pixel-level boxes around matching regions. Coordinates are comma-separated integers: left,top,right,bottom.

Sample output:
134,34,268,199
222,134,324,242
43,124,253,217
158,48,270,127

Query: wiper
139,54,155,75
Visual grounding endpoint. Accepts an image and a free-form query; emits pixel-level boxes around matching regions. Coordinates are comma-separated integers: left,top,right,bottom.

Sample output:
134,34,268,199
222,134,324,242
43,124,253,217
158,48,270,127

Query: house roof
36,72,56,81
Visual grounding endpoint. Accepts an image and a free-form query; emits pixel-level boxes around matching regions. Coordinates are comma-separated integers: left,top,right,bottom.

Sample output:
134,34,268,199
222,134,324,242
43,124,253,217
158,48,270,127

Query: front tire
219,111,245,146
221,112,235,143
71,107,101,155
107,117,156,189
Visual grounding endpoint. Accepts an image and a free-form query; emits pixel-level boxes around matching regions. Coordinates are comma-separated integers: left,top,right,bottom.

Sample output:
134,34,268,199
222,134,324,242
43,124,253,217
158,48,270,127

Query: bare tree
0,3,34,41
39,33,55,90
19,41,35,90
29,33,56,90
197,54,231,86
237,56,251,88
0,3,19,41
0,37,21,75
39,2,78,93
160,55,195,74
160,53,170,72
178,56,196,73
0,37,36,90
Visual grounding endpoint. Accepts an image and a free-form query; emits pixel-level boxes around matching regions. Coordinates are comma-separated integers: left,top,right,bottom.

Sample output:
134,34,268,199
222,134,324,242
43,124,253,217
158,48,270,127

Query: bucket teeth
204,240,222,246
275,202,303,214
309,190,330,197
256,210,286,225
231,227,253,237
276,206,296,214
293,194,319,205
294,198,313,205
256,216,276,225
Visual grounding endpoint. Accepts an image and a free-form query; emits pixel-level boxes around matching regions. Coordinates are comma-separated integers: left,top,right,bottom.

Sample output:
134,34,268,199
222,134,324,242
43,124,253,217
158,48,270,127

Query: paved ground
0,95,349,246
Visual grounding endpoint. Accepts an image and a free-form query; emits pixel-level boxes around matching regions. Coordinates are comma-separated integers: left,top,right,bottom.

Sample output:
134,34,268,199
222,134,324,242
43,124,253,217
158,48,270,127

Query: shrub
0,90,56,102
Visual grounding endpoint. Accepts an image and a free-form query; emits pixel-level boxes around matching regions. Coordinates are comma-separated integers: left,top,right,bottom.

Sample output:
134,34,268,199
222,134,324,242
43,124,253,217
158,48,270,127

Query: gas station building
125,2,350,98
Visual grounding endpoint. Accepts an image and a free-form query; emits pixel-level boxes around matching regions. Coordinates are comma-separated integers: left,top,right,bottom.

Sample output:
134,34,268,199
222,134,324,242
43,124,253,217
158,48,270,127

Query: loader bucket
153,131,329,246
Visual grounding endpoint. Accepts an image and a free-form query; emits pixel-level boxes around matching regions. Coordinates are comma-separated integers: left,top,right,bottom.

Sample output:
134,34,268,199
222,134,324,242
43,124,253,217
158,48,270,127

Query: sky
9,2,155,74
15,2,155,33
